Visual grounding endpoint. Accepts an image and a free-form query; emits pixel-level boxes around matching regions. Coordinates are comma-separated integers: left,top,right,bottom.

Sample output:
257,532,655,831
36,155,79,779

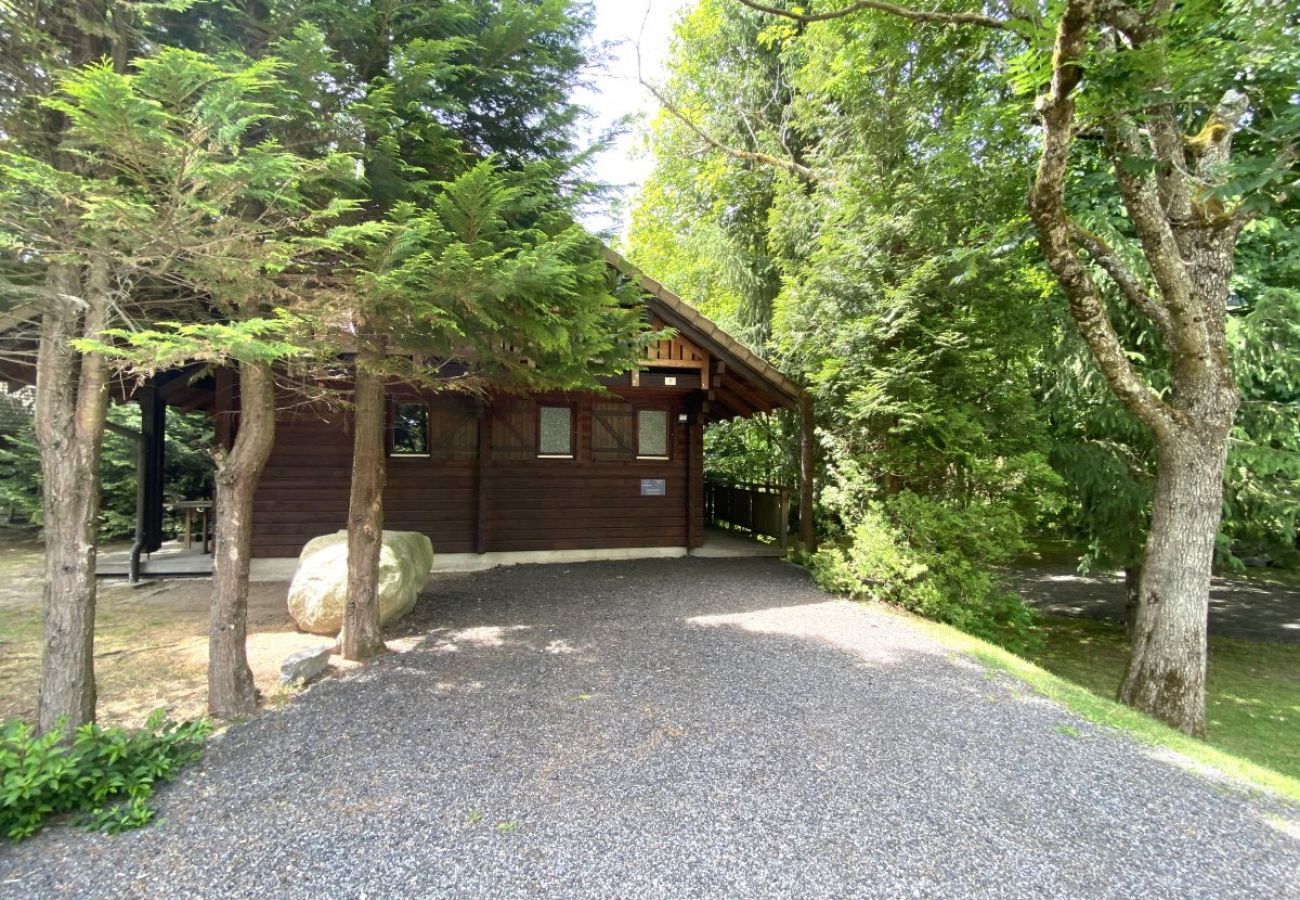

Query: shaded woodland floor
1008,561,1300,644
0,532,329,727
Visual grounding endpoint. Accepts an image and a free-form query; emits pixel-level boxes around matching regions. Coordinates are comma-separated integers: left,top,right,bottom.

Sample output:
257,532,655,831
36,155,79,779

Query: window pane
539,406,572,456
637,409,668,457
392,402,429,455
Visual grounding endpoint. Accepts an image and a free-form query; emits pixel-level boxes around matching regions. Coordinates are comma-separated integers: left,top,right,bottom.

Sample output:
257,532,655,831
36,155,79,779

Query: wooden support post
685,400,704,549
141,385,165,553
798,391,816,551
475,398,490,554
779,487,791,554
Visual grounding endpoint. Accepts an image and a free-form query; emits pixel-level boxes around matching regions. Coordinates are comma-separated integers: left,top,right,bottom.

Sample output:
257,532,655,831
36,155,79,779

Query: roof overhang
603,247,804,421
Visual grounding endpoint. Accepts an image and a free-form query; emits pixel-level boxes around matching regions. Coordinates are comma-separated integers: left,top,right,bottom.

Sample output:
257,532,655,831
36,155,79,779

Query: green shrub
0,710,211,841
805,498,1041,654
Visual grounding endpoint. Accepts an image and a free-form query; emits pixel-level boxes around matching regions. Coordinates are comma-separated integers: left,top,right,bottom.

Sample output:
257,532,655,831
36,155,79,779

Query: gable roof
602,247,804,418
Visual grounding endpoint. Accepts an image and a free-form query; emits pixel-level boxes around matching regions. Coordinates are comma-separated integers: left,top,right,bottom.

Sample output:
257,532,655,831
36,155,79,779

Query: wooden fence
704,478,792,550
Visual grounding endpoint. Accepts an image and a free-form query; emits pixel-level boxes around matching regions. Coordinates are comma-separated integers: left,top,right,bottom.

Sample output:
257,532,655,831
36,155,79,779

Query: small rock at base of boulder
279,646,332,685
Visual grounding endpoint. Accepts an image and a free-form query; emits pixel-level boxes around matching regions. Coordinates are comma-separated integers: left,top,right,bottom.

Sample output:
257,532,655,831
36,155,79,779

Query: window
390,401,429,456
636,409,669,459
538,405,573,457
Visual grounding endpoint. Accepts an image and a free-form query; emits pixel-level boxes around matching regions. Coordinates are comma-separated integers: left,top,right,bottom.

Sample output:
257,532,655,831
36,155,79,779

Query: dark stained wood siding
250,407,353,558
251,387,704,558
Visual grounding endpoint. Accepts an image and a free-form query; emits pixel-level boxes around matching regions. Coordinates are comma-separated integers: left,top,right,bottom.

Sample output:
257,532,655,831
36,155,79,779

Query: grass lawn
1027,616,1300,781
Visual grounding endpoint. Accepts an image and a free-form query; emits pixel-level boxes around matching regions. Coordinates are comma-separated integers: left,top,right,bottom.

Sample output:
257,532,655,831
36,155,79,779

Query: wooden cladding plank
253,387,706,559
489,535,685,552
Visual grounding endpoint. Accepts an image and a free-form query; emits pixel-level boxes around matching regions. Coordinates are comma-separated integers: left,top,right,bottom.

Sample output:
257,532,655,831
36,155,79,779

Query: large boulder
287,530,434,636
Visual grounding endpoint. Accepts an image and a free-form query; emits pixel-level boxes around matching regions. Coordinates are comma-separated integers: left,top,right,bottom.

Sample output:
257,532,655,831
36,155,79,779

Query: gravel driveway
3,558,1298,899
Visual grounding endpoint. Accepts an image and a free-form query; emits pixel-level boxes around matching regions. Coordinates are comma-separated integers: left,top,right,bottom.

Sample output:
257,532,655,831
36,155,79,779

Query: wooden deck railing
704,478,792,551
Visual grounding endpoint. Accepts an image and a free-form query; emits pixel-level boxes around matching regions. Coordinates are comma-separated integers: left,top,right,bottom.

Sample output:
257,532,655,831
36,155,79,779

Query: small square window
637,409,668,458
391,401,429,456
538,405,572,457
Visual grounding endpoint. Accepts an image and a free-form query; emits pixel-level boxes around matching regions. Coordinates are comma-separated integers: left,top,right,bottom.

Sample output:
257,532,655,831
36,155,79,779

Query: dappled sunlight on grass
1027,616,1300,783
902,611,1300,804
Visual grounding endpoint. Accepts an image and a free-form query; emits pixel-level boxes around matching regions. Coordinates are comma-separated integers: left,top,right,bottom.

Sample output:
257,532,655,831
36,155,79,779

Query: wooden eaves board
602,247,804,412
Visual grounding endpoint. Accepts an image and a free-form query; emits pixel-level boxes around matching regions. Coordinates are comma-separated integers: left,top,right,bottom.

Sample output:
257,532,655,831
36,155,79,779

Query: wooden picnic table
171,500,213,554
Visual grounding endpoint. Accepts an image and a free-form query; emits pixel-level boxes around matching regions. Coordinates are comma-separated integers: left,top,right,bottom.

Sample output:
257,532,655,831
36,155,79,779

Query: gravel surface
3,557,1298,899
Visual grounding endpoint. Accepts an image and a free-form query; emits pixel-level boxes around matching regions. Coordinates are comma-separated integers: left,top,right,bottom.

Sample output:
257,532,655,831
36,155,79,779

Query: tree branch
735,0,1009,30
1189,90,1249,187
1068,222,1173,339
1104,116,1203,358
1146,106,1194,220
638,72,817,182
1027,0,1175,437
1093,0,1150,41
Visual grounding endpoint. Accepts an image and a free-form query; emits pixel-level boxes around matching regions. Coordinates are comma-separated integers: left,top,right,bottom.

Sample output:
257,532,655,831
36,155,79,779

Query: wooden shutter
492,398,536,461
591,402,634,461
428,396,479,461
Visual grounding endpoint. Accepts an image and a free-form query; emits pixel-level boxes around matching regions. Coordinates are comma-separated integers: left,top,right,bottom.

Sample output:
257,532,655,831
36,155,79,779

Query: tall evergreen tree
0,1,163,733
246,0,645,661
631,0,1060,648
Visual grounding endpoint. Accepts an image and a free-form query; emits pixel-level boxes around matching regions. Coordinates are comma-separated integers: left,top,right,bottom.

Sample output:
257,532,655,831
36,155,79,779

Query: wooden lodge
1,250,809,575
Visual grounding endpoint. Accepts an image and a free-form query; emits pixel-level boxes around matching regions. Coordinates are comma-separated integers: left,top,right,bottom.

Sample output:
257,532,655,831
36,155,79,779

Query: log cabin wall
250,385,705,558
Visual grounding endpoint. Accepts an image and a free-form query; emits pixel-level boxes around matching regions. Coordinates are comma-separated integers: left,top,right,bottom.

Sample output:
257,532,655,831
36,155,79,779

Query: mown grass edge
888,606,1300,806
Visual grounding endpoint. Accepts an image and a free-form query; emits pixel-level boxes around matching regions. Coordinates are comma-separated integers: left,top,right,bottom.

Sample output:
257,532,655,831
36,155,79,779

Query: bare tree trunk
798,391,816,551
1123,563,1141,638
340,349,387,660
35,260,110,735
1118,426,1230,736
208,359,276,719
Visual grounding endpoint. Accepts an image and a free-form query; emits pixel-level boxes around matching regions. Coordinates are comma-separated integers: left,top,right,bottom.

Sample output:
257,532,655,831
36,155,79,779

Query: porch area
97,540,214,578
695,477,792,559
691,526,785,558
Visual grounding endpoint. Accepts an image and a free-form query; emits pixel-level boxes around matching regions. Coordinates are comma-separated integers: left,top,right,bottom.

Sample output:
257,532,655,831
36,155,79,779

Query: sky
573,0,692,237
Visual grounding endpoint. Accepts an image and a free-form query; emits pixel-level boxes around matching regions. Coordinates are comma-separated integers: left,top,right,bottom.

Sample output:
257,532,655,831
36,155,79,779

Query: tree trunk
340,353,387,660
1118,426,1230,736
35,260,110,735
798,391,816,551
1122,563,1141,638
208,359,276,719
